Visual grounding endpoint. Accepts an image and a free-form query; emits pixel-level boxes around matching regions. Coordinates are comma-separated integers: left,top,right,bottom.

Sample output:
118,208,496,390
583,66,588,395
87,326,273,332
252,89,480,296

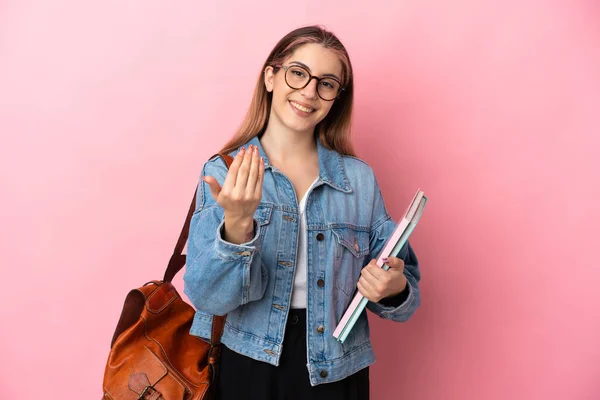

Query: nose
300,77,319,100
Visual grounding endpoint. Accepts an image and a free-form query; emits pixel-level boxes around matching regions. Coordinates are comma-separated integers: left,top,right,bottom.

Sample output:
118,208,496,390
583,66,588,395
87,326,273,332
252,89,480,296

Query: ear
264,66,275,93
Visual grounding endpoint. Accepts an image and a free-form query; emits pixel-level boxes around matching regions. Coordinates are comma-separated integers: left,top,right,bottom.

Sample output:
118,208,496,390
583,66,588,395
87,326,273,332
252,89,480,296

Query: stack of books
333,189,428,343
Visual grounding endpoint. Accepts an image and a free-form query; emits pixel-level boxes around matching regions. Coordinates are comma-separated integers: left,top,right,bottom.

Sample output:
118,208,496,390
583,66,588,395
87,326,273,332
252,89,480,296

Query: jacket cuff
213,218,261,261
375,281,415,317
378,283,410,308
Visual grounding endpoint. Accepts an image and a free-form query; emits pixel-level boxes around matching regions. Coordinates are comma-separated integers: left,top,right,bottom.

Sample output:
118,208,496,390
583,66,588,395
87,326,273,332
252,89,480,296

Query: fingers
383,256,405,271
235,145,264,201
360,261,387,288
235,145,254,189
357,277,378,302
246,145,260,196
254,156,265,199
358,265,389,303
221,148,245,192
222,145,264,198
212,145,264,217
364,260,387,281
359,256,405,290
358,256,408,303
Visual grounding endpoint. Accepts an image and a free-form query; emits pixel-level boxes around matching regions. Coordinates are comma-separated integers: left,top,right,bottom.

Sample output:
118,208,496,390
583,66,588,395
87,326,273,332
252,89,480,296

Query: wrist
225,214,254,228
223,215,255,245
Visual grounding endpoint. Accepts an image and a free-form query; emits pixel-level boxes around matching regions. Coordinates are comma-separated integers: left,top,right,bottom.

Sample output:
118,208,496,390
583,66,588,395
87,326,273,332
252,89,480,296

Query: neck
260,115,318,165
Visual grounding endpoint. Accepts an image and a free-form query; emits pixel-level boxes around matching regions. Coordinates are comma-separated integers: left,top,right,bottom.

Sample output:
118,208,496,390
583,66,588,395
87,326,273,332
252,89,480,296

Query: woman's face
264,43,343,135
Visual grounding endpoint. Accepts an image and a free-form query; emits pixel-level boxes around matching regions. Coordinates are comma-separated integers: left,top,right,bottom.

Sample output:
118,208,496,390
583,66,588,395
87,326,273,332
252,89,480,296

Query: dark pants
216,309,370,400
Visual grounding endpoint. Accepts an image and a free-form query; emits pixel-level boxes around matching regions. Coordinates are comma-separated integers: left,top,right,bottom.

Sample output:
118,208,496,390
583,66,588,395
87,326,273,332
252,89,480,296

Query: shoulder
340,154,377,185
341,154,374,171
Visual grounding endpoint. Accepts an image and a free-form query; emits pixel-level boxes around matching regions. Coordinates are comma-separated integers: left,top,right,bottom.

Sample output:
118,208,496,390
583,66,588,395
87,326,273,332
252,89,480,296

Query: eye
291,68,306,78
319,79,340,91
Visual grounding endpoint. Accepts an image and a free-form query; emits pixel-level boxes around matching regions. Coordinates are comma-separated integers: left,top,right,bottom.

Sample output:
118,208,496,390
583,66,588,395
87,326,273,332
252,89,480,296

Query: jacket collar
231,135,352,193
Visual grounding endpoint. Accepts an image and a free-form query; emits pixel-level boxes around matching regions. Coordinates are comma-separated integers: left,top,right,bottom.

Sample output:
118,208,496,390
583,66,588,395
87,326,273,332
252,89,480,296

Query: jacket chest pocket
254,203,273,250
331,227,371,298
253,203,274,282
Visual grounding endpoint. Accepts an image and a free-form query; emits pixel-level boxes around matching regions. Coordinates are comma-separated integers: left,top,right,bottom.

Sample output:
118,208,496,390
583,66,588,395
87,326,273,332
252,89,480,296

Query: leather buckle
139,385,160,399
208,344,221,364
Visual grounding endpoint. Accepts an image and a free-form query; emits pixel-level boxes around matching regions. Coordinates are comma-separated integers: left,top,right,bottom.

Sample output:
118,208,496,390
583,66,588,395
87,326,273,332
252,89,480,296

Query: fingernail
382,257,388,262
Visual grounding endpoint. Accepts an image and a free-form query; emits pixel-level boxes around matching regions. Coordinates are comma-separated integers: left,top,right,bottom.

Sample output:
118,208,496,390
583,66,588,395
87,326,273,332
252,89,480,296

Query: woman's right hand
203,144,265,243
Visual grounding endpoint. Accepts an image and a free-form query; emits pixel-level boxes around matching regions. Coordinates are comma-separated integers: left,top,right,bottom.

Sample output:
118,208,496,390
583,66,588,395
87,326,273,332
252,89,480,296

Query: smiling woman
263,43,344,144
218,26,355,158
183,25,421,400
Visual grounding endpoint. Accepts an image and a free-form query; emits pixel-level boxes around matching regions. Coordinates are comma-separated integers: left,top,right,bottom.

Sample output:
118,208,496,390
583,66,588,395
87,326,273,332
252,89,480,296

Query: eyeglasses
272,64,344,101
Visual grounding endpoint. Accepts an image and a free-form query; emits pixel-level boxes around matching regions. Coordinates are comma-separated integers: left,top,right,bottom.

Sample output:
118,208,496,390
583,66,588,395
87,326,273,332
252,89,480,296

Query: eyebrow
289,61,341,82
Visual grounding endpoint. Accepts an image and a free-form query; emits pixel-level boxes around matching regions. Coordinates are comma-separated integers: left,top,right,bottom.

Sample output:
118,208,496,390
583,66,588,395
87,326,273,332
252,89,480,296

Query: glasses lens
285,66,310,89
284,65,341,101
317,78,341,101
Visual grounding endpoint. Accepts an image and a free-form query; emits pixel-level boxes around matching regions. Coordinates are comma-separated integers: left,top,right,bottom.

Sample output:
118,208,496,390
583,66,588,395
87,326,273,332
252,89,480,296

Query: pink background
1,0,599,399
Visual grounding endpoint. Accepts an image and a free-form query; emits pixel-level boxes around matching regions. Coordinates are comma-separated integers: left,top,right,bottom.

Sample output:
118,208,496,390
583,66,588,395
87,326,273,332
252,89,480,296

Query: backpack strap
163,152,234,344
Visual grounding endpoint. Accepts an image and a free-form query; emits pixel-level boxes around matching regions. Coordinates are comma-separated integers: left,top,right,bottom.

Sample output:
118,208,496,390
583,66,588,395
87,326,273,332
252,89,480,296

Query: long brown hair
218,25,356,157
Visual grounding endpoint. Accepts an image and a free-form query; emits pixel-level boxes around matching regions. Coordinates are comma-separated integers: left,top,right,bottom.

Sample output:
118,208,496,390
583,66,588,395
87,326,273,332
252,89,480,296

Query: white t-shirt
290,177,319,309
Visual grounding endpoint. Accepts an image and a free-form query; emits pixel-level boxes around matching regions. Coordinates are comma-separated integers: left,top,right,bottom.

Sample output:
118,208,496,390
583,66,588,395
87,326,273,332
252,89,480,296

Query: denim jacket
183,135,421,386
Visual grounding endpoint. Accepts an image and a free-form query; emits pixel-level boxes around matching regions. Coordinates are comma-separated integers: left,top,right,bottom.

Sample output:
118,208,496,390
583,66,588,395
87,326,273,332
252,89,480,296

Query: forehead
285,43,343,78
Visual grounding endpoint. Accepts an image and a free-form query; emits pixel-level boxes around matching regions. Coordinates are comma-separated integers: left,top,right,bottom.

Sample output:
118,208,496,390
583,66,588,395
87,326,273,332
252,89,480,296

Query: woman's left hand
357,256,407,303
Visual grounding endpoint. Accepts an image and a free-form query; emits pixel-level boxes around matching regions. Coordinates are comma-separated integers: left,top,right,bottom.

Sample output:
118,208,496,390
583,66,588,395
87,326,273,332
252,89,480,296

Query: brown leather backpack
102,153,234,400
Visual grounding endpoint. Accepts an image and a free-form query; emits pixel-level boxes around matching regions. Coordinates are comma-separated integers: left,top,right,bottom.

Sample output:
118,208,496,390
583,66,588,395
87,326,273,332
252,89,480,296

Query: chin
285,109,325,134
286,120,320,135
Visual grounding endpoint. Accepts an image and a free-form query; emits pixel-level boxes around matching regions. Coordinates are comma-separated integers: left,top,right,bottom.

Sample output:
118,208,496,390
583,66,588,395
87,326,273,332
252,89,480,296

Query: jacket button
317,325,324,333
317,279,325,288
316,233,324,241
320,370,328,378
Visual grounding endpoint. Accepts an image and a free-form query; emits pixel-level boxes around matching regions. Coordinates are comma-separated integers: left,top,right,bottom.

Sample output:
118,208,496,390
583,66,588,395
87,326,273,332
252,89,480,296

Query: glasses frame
272,64,345,101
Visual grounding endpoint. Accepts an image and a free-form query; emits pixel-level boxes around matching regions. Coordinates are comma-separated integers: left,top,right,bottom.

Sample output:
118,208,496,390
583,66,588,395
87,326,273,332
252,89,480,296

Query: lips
289,100,315,113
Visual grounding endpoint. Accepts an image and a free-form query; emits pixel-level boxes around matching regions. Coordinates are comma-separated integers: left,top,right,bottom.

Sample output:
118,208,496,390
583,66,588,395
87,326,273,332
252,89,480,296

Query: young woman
183,25,421,400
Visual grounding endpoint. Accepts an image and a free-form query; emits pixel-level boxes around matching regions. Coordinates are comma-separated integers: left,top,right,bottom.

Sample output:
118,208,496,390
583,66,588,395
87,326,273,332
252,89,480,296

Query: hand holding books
357,256,407,303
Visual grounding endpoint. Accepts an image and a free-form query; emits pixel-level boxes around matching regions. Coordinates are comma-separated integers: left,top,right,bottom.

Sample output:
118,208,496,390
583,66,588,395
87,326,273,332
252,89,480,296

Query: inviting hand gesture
357,257,407,303
203,144,265,244
203,145,264,217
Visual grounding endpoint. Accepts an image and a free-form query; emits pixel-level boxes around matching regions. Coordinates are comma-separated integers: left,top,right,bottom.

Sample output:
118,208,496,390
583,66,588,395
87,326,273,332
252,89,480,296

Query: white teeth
291,101,313,113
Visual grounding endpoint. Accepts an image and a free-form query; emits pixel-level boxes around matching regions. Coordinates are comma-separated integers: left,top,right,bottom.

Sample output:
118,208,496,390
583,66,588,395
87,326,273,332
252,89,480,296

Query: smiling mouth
289,101,315,113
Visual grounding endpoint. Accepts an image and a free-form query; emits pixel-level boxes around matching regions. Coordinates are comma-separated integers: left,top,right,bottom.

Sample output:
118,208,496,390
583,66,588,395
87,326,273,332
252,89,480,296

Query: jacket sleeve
365,175,421,322
183,156,268,316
